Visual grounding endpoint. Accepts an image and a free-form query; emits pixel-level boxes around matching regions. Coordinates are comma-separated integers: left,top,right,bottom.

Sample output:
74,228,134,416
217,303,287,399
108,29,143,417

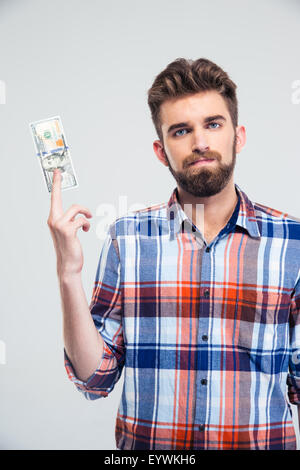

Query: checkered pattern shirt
64,183,300,450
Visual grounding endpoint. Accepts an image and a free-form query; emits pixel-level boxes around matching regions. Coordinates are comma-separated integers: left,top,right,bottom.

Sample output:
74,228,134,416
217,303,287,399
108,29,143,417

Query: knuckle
47,217,54,228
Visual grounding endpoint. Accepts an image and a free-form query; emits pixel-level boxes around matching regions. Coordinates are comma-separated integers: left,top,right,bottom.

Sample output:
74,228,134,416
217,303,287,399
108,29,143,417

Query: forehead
160,90,230,128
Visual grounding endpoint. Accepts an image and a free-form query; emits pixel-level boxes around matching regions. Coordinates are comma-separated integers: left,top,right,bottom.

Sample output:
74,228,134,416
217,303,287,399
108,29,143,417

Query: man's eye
173,123,221,137
173,129,188,137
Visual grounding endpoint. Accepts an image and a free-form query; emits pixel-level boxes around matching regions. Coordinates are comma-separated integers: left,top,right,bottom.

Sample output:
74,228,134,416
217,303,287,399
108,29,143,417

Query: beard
165,136,237,198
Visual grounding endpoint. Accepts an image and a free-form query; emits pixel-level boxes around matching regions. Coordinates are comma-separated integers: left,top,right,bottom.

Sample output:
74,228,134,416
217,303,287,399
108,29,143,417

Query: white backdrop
0,0,300,450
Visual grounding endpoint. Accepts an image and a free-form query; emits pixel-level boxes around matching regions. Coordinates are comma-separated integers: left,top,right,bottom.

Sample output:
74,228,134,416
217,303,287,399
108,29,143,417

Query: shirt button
204,289,209,298
205,246,210,252
201,378,207,385
198,424,205,431
202,335,208,341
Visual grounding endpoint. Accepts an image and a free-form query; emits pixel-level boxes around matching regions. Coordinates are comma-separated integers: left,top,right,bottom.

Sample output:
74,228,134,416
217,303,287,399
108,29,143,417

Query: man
47,58,300,450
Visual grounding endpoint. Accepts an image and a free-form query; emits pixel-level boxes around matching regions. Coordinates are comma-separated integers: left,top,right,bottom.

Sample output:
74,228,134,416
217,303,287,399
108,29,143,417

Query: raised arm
47,169,104,381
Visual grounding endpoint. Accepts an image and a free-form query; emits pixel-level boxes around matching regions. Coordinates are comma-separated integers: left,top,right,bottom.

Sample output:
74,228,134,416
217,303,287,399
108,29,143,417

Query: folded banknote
29,115,79,192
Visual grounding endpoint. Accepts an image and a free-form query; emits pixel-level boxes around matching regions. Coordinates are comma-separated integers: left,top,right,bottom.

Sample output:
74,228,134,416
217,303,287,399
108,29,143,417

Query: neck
177,178,238,242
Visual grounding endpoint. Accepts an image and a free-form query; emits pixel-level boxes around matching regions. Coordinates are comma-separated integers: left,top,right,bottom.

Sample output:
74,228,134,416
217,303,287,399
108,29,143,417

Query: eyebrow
167,114,227,134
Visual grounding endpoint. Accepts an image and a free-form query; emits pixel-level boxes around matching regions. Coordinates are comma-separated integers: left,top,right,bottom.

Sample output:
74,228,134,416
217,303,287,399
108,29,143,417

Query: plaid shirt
64,183,300,450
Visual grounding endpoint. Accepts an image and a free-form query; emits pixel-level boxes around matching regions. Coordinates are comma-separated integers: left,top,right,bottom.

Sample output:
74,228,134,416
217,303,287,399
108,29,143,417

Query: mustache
183,150,222,169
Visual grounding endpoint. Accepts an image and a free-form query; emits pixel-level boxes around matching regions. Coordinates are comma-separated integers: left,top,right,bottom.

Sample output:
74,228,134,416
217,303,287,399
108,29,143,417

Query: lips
189,158,215,165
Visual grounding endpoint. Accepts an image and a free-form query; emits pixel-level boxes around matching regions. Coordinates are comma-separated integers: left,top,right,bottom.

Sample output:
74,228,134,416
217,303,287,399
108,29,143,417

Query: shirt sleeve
287,272,300,405
64,222,125,400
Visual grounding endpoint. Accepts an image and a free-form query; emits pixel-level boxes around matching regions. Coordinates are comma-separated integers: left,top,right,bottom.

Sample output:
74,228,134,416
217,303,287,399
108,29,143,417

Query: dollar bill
29,115,79,192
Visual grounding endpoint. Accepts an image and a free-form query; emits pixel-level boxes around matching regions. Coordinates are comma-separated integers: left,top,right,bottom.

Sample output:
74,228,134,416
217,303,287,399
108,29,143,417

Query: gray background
0,0,300,450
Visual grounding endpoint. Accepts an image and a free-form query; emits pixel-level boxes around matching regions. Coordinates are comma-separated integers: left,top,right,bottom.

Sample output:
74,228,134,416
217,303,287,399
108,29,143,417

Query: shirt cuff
287,373,300,405
64,343,120,398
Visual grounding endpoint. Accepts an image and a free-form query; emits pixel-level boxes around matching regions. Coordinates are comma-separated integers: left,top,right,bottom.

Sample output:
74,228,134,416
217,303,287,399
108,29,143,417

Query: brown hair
147,57,238,145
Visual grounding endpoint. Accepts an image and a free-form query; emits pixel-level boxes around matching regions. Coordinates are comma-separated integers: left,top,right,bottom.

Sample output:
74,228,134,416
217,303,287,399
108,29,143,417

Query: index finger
50,169,63,218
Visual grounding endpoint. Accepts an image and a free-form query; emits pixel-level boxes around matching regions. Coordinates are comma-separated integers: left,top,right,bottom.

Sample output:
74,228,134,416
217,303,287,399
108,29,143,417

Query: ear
235,125,246,154
153,140,169,167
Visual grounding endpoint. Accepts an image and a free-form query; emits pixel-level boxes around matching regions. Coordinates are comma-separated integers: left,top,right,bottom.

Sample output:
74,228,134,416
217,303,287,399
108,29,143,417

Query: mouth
189,158,215,166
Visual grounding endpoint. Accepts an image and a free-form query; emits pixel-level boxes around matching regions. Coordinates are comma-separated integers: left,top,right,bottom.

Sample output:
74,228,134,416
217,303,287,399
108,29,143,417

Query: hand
47,169,93,277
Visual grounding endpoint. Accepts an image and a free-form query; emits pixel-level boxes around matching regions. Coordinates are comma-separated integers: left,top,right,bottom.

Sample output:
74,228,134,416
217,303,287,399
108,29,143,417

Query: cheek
214,132,235,153
164,145,182,170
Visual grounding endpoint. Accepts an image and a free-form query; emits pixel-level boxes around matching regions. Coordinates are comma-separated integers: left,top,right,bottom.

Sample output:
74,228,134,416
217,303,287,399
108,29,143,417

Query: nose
191,128,209,154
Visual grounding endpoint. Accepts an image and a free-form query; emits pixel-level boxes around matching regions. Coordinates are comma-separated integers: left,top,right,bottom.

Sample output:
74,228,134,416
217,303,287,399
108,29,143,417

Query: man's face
154,90,243,198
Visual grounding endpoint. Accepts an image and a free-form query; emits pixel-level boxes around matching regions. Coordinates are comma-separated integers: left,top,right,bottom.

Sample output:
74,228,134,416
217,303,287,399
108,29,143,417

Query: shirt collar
166,183,261,240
